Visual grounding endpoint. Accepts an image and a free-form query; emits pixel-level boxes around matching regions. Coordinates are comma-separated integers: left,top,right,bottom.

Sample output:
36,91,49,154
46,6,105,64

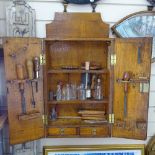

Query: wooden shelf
48,69,109,74
45,38,112,42
48,99,108,104
48,119,108,127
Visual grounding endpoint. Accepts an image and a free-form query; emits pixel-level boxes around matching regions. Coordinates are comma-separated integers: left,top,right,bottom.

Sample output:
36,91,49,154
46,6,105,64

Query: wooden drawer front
80,127,109,137
47,127,77,136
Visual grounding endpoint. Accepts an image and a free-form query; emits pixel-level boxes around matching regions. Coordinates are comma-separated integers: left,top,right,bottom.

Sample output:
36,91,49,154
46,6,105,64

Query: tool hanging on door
33,57,40,92
26,59,36,108
16,64,26,114
122,72,130,117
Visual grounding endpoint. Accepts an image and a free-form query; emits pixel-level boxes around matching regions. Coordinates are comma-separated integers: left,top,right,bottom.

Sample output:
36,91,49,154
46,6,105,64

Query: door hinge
140,82,149,93
111,54,116,66
109,114,114,124
40,54,46,65
42,115,48,125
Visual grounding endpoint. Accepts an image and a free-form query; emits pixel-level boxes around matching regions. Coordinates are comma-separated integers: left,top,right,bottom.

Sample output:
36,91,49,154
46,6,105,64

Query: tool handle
124,83,128,93
26,60,33,79
123,72,130,81
33,57,40,79
16,64,24,80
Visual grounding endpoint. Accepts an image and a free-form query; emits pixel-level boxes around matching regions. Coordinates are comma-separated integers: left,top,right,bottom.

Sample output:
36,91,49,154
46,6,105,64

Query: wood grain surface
3,38,45,144
112,38,152,140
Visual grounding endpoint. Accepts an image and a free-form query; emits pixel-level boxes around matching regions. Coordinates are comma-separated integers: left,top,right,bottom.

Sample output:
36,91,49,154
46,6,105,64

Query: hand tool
137,44,142,64
26,59,33,79
16,64,26,114
33,57,40,92
26,59,36,108
122,72,130,117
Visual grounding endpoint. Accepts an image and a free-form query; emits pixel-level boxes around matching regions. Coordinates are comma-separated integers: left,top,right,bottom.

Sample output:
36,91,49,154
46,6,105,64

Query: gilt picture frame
43,145,145,155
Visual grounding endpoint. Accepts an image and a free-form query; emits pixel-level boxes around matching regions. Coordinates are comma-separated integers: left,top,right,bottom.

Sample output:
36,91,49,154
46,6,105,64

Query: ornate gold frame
43,145,145,155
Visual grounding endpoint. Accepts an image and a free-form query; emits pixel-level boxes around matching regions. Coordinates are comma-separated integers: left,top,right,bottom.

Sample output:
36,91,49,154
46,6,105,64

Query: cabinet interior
45,40,111,128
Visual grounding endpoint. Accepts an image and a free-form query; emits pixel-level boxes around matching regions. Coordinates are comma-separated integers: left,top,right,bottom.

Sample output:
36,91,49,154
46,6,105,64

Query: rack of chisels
7,54,41,120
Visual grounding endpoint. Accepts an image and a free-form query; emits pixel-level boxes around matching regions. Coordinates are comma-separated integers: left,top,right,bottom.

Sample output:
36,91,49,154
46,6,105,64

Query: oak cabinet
3,13,152,144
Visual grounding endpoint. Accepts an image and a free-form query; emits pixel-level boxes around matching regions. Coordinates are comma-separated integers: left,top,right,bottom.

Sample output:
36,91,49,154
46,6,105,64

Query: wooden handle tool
26,59,36,108
26,60,33,79
123,72,130,117
16,64,26,114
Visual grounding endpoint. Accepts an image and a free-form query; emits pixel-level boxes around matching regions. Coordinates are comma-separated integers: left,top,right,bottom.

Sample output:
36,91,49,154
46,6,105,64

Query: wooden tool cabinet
3,13,152,144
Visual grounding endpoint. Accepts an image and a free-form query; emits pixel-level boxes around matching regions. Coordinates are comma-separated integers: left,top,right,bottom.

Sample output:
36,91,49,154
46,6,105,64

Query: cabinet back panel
46,41,108,69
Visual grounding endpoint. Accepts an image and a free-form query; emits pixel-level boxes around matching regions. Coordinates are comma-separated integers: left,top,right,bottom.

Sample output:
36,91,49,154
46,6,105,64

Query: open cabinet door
3,38,45,144
112,38,152,140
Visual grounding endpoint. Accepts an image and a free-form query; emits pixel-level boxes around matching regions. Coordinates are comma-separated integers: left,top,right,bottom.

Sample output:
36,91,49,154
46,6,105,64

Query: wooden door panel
112,38,152,140
3,38,44,144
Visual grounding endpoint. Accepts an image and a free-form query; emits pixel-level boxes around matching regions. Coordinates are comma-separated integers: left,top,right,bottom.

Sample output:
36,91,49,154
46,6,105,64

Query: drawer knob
92,128,97,135
60,128,65,135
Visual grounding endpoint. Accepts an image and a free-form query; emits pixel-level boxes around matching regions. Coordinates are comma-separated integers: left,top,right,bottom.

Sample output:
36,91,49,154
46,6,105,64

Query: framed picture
43,145,145,155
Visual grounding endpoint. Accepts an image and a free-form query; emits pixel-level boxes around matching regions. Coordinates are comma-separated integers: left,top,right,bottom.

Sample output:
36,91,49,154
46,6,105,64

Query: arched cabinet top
46,13,109,39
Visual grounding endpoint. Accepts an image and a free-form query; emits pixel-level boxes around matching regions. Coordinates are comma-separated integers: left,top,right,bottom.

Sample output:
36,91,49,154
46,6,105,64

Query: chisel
16,64,26,114
26,60,36,108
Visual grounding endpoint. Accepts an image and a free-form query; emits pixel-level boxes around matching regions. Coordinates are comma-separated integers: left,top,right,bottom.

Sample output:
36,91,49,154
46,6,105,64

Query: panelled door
112,38,152,140
4,38,45,144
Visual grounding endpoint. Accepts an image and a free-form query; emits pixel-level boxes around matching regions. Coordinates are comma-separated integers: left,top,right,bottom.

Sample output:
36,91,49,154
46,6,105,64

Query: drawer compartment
80,126,109,137
47,127,77,136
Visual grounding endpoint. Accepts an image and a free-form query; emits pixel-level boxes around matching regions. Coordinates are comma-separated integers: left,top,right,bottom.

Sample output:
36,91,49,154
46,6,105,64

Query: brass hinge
111,54,116,66
40,54,46,65
140,82,149,93
109,114,114,124
42,115,48,125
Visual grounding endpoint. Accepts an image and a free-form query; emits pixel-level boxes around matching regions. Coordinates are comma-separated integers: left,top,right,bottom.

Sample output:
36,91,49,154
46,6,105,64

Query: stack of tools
78,110,106,124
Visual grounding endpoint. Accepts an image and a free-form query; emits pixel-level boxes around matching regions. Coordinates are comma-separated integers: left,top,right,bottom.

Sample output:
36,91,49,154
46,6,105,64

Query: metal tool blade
138,44,142,64
35,81,38,92
31,82,36,108
124,92,127,117
20,89,26,114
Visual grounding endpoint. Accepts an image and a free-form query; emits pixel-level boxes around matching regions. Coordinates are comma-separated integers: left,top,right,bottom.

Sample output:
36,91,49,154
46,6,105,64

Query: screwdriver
16,64,26,114
26,60,36,108
123,72,130,117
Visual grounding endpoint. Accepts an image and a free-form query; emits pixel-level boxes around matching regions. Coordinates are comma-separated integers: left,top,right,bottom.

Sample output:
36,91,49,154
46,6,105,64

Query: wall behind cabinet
0,0,155,154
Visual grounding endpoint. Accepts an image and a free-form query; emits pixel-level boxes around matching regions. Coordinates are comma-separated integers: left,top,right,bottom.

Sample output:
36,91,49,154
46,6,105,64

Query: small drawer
47,127,77,136
80,126,109,137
